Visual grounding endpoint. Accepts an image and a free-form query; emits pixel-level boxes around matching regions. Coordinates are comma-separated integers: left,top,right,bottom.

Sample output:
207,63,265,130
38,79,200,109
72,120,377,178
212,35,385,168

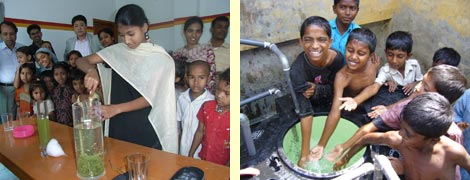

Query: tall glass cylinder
72,98,105,179
37,101,51,149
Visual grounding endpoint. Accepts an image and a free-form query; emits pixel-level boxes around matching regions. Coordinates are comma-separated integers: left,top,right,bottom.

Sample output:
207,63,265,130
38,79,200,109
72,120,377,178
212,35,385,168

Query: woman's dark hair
115,4,149,27
29,80,49,100
184,16,204,32
98,27,114,40
66,50,82,61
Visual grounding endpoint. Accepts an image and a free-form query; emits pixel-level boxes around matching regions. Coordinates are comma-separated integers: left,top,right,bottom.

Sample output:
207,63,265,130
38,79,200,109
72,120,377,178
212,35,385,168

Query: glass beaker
72,98,105,179
36,101,51,149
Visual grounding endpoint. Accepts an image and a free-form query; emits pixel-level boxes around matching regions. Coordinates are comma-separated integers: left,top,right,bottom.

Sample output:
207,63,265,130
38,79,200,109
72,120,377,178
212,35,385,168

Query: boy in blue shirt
329,0,361,58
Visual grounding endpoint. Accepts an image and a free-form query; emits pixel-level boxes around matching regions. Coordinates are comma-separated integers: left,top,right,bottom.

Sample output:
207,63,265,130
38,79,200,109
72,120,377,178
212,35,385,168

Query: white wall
3,0,116,60
2,0,229,58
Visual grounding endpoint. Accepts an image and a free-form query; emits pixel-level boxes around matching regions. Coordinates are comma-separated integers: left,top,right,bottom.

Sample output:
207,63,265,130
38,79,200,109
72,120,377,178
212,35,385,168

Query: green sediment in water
282,116,366,173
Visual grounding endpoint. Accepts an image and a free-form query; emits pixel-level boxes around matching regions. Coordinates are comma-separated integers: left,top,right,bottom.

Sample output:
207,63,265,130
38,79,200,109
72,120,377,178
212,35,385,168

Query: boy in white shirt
176,60,214,158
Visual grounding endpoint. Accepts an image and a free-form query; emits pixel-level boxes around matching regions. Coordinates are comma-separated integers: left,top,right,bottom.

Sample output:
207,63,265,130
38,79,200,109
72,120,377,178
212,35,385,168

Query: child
189,68,230,166
15,63,36,114
66,50,82,70
329,0,361,58
339,31,423,113
51,62,74,126
30,80,55,120
309,28,379,162
326,65,467,165
70,69,100,103
35,48,58,74
289,16,345,167
177,60,214,158
334,92,470,180
13,46,34,88
432,47,461,67
174,59,188,99
40,70,55,96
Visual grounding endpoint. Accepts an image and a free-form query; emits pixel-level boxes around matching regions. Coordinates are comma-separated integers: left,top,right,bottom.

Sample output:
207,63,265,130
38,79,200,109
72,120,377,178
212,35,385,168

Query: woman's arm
76,54,104,93
100,97,150,120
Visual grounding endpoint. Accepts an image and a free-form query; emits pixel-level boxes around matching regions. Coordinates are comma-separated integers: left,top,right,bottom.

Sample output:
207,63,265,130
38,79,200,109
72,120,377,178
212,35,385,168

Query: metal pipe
332,163,375,180
240,38,301,114
240,113,256,156
240,88,281,106
375,154,400,180
240,39,270,48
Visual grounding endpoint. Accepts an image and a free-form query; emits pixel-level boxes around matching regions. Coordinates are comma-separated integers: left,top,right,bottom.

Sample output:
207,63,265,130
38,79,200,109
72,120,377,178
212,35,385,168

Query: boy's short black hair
334,0,360,6
27,24,41,35
432,47,461,67
385,31,413,53
402,92,452,139
219,68,230,85
300,16,331,38
71,15,87,25
187,60,210,76
211,16,229,28
347,28,377,53
426,64,467,104
29,80,48,100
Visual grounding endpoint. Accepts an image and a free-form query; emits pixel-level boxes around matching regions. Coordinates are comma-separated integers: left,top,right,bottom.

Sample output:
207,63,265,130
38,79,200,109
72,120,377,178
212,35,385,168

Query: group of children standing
292,0,470,179
175,59,231,166
14,46,94,127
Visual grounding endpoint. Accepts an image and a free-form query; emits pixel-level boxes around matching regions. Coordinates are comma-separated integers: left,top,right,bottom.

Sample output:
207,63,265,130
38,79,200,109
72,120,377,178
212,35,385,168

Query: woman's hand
101,104,122,120
84,68,100,94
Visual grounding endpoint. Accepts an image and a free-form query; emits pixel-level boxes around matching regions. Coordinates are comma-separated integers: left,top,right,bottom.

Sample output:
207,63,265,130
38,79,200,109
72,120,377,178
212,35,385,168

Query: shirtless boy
334,92,470,179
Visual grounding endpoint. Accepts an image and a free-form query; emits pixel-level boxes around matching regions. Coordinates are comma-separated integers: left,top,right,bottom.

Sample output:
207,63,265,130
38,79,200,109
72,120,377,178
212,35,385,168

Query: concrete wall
1,0,229,59
241,0,470,120
390,0,470,77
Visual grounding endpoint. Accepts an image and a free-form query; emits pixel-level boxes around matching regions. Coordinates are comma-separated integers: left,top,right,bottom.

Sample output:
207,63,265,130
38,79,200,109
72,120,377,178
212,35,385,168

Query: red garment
15,86,33,114
196,100,230,165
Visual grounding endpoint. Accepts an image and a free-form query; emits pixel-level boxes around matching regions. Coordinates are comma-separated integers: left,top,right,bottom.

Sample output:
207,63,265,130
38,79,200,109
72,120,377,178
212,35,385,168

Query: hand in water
333,155,350,171
325,145,344,162
308,146,324,161
297,156,309,168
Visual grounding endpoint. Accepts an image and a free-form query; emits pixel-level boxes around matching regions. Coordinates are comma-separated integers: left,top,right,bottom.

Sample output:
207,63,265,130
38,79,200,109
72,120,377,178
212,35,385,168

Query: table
0,118,229,179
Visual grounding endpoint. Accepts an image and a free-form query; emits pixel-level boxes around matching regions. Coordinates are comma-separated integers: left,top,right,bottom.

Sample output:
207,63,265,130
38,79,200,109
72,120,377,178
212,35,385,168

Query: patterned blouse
51,85,74,126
